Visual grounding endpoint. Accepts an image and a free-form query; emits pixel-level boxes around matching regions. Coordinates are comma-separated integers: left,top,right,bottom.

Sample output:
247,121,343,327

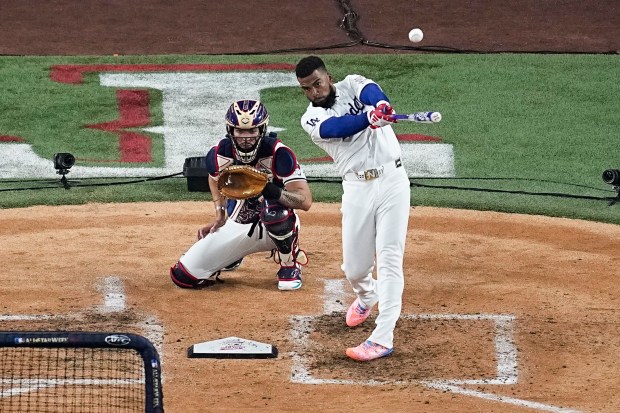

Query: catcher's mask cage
225,99,269,164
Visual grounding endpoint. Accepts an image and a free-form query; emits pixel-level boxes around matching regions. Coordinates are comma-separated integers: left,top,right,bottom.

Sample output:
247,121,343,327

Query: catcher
170,99,312,290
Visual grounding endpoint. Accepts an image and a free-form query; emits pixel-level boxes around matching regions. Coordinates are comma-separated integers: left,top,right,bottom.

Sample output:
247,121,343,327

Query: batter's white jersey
300,73,410,349
300,75,403,177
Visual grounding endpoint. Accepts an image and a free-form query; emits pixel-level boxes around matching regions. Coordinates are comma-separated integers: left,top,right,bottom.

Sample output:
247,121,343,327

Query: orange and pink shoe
346,340,393,361
345,298,372,327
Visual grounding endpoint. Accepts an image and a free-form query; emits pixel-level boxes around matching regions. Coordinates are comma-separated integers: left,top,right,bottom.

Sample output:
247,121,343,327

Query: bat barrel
394,112,442,123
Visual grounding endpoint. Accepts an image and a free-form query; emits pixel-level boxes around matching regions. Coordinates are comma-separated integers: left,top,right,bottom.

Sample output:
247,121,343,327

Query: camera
183,156,210,192
602,169,620,186
53,153,75,175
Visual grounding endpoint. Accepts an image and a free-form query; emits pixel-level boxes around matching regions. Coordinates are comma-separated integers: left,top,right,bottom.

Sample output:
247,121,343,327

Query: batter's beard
312,87,337,109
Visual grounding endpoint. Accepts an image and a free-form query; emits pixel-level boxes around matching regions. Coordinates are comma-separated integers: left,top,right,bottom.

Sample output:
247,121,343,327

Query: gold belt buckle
363,168,380,181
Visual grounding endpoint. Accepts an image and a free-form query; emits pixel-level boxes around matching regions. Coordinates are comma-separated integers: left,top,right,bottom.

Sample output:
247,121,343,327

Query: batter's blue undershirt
319,83,389,139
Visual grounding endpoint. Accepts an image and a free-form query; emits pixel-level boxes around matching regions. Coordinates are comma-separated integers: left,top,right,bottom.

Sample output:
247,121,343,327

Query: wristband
261,182,283,200
376,100,390,108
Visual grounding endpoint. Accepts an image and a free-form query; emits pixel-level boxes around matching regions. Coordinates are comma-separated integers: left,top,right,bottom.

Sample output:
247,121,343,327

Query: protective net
0,332,163,413
0,347,143,412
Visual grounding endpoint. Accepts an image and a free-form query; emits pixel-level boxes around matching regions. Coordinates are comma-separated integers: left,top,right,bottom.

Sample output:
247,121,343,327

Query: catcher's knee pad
260,200,297,254
170,262,211,289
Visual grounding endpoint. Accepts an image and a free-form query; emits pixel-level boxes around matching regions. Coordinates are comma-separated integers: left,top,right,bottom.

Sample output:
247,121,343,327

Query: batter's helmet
225,100,269,163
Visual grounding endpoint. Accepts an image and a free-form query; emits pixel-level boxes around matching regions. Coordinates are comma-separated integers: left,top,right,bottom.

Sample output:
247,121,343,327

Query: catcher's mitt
217,165,269,200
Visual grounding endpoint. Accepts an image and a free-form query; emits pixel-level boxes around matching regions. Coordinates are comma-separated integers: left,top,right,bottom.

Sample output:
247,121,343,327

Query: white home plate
187,336,278,359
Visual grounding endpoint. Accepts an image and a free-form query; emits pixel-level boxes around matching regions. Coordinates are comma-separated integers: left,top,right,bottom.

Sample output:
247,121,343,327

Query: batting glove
367,101,397,129
376,100,395,115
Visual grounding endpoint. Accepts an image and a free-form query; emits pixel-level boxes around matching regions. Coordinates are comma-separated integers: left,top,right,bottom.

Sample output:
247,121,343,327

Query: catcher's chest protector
214,134,280,175
211,136,281,225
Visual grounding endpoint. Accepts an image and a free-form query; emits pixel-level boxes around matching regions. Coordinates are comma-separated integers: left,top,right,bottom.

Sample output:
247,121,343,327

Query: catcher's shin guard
260,200,304,263
260,200,308,290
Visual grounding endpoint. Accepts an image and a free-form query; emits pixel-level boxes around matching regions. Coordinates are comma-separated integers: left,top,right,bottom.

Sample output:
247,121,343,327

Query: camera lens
602,169,620,185
60,154,75,168
53,153,75,170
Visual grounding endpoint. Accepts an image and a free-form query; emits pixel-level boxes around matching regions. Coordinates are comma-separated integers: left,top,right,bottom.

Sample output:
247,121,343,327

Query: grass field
1,54,618,224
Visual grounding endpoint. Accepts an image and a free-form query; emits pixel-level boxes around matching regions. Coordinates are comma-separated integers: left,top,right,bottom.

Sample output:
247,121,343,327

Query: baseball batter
170,100,312,291
295,56,410,361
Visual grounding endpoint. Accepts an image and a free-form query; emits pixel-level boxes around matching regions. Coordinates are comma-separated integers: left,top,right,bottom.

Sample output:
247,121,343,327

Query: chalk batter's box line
289,313,517,386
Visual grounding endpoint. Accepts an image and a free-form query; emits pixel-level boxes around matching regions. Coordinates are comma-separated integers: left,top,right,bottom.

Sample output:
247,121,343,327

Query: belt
343,159,402,181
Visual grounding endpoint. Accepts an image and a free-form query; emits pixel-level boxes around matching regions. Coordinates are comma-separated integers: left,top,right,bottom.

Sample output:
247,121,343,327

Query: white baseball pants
341,166,410,348
180,220,275,279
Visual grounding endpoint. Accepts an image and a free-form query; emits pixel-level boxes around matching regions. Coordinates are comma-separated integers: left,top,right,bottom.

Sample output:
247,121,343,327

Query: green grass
0,54,619,224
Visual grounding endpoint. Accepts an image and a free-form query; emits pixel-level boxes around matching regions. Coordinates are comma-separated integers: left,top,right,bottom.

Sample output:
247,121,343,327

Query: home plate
187,336,278,359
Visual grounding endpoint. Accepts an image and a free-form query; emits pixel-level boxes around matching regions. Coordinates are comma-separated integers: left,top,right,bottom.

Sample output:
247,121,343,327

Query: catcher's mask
225,99,269,164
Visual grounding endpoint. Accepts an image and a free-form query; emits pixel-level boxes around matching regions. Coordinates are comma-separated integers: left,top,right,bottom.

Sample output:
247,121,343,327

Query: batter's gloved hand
367,101,397,129
376,100,395,115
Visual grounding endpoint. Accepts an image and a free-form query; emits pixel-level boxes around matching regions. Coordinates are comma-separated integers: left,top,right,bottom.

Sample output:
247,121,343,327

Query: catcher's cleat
221,258,243,271
345,298,372,327
345,340,393,362
277,264,302,291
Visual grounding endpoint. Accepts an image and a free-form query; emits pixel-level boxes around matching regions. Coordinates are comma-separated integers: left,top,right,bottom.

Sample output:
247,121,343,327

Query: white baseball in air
408,28,424,43
431,112,442,123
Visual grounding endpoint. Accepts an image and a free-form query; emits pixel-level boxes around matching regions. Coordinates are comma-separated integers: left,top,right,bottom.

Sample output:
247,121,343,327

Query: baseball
408,28,424,43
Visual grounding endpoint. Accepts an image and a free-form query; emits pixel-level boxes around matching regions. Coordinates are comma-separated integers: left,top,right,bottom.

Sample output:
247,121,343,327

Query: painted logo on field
0,63,454,179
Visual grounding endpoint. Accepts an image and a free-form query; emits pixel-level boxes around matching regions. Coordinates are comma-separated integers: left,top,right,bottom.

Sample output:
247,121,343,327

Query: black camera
53,153,75,175
183,156,210,192
602,169,620,186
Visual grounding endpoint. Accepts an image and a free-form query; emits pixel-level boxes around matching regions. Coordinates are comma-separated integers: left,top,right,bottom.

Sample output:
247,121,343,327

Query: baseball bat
393,111,442,123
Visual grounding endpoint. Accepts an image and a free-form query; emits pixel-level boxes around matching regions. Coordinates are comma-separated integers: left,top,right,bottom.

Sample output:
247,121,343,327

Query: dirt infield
1,1,619,412
1,0,618,55
1,202,619,412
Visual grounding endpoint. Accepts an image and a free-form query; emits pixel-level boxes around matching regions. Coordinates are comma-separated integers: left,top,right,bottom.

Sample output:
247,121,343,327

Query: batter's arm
359,83,390,107
319,113,370,138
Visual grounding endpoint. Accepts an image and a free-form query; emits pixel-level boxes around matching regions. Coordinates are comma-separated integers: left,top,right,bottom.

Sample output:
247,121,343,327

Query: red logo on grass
50,63,294,85
50,63,295,164
85,90,152,163
0,136,26,143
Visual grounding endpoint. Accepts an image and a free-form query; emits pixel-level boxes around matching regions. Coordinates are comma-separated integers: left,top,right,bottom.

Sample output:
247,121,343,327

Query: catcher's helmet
225,99,269,163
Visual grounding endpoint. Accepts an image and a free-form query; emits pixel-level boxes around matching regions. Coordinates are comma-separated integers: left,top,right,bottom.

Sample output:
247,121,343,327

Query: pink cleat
346,340,393,361
345,298,372,327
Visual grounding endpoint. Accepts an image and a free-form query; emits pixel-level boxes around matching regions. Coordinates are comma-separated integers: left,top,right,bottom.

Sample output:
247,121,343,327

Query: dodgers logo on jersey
346,97,365,116
306,117,320,127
